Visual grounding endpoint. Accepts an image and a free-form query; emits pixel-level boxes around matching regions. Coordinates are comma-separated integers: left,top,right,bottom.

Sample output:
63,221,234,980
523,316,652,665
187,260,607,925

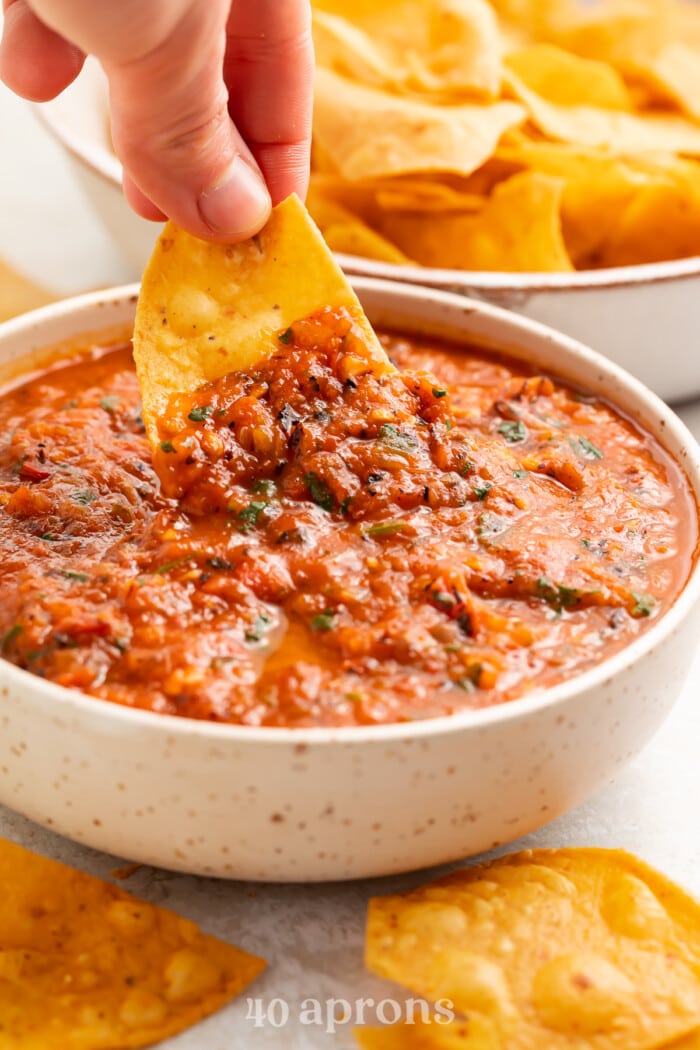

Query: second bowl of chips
38,0,700,401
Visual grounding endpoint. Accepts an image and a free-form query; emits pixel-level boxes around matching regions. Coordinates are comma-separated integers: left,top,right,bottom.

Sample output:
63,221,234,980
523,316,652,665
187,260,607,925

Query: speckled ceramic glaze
0,281,699,882
37,58,700,403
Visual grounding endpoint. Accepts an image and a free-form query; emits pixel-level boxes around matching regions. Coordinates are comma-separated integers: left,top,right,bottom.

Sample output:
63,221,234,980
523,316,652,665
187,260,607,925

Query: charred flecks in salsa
0,309,694,727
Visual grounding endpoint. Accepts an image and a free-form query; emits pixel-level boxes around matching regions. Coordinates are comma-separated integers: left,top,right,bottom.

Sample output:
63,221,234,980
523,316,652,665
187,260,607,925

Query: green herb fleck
100,395,119,414
346,692,362,703
40,533,59,542
569,435,604,460
188,405,213,423
245,613,270,643
365,521,409,537
160,440,175,454
455,665,482,692
473,483,492,501
558,585,582,608
1,624,22,651
252,479,276,496
72,490,96,505
432,591,455,610
305,473,334,512
536,576,581,612
445,419,453,432
237,501,268,532
311,609,335,632
278,327,294,345
498,420,528,444
59,570,90,583
378,423,419,455
154,554,202,575
630,592,656,618
432,388,448,399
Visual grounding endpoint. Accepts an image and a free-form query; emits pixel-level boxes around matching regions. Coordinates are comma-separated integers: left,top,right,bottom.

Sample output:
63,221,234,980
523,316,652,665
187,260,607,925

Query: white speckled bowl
0,280,699,881
36,58,700,403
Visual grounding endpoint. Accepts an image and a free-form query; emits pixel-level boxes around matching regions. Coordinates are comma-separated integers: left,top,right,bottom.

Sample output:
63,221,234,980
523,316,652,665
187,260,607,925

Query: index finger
224,0,314,205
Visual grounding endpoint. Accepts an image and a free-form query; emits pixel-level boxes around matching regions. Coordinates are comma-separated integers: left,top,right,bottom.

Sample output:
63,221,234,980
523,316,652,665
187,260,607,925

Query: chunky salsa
0,310,695,727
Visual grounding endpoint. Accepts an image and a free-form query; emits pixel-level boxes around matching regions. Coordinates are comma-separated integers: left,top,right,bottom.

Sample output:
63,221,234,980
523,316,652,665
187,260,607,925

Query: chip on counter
363,848,700,1049
0,838,265,1049
355,1016,502,1049
133,193,390,440
0,259,53,323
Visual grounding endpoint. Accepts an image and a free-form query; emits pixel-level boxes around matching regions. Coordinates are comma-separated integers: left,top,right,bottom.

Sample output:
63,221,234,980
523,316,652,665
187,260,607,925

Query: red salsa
0,309,695,726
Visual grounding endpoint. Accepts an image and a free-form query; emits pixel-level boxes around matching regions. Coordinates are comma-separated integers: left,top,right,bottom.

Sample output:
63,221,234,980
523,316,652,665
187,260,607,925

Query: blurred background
0,27,133,301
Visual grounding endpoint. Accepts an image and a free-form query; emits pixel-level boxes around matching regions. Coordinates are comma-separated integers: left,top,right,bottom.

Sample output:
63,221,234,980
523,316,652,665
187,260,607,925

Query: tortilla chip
625,43,700,123
355,1016,500,1049
0,837,265,1049
366,848,700,1050
504,68,700,154
504,45,632,110
0,259,53,323
313,69,526,182
663,1032,700,1050
311,172,485,216
133,194,388,440
538,0,673,66
495,139,693,266
307,0,700,273
313,0,502,100
307,186,414,263
597,179,700,268
355,1019,700,1050
378,172,573,272
673,0,700,51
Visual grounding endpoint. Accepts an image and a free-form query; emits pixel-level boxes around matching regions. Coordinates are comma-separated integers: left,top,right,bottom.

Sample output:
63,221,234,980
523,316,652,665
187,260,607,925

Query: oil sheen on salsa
0,309,695,727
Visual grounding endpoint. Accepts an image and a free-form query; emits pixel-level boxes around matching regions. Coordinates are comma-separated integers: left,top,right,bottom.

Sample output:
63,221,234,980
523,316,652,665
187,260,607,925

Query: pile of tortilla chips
358,848,700,1049
310,0,700,272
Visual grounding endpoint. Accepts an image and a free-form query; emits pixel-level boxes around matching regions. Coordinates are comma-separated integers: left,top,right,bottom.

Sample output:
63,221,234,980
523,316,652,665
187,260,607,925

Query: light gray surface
1,79,700,1050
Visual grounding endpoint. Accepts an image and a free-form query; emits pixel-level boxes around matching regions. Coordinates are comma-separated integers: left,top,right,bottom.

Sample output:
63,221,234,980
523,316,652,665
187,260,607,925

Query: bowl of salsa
0,279,697,880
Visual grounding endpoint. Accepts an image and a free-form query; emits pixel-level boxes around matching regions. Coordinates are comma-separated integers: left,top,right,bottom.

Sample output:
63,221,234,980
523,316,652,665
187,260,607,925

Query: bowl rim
34,75,700,293
1,279,699,745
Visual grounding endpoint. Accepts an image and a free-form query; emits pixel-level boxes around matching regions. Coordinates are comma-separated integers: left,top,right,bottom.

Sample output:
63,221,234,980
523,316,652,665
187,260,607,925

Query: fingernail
198,156,271,237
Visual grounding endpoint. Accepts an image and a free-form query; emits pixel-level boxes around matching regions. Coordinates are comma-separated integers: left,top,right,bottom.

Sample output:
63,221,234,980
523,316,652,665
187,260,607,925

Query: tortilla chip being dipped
133,193,389,442
0,837,265,1049
362,848,700,1049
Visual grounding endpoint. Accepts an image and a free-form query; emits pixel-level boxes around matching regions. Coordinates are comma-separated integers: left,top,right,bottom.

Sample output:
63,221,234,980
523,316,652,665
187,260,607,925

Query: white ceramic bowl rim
1,280,699,746
34,101,700,292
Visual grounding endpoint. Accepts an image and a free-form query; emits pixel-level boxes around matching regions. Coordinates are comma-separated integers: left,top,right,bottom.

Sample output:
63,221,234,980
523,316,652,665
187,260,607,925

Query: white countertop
1,80,699,1050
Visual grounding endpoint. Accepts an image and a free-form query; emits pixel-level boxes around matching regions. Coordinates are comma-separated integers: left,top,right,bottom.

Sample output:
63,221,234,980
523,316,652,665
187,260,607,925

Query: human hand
0,0,314,240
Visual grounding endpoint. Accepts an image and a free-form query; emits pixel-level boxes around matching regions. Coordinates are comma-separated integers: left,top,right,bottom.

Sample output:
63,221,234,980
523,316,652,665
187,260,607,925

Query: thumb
105,7,271,241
